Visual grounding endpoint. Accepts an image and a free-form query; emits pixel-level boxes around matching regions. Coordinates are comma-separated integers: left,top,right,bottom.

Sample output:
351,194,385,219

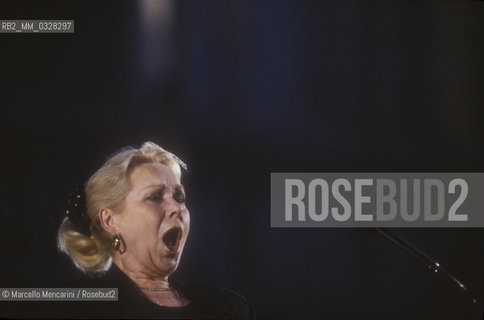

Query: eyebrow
142,184,166,191
142,183,185,191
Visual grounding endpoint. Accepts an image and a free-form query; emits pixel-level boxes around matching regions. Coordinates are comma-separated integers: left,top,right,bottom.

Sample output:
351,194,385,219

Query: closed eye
147,190,163,202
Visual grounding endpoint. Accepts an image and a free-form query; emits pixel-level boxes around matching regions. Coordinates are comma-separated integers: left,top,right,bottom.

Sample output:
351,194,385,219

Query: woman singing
57,142,254,319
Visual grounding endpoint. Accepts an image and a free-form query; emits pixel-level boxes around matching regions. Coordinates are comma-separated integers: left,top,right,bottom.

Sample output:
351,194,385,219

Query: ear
98,208,118,236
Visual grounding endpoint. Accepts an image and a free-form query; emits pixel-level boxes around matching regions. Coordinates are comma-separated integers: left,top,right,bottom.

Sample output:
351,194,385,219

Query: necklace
139,287,171,292
139,287,184,306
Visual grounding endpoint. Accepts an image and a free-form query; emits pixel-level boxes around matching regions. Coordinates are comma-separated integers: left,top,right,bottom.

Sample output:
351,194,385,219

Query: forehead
129,162,178,189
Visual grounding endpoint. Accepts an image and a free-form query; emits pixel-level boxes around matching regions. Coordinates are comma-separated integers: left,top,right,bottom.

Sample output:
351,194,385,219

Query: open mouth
162,226,182,254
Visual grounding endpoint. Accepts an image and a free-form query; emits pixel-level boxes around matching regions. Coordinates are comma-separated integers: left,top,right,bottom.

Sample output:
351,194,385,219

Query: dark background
1,1,483,319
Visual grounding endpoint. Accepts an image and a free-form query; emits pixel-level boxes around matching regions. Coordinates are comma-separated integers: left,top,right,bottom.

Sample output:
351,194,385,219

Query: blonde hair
57,142,186,273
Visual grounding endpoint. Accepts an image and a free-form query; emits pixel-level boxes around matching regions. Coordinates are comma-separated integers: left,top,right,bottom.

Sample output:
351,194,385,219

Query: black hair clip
66,185,91,236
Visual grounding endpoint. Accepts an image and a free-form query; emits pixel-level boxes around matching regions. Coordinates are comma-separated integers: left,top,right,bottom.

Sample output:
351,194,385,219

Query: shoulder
220,287,255,319
175,281,256,319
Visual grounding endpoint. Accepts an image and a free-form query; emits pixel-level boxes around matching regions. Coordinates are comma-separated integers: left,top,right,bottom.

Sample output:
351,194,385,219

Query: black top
1,265,255,319
86,264,255,319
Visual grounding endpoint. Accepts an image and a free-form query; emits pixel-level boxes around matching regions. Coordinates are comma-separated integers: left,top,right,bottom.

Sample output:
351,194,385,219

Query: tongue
167,240,176,251
163,228,181,252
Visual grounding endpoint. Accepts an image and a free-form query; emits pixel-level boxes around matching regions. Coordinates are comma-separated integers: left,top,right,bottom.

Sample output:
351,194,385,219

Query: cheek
184,211,191,238
184,210,190,226
119,210,163,241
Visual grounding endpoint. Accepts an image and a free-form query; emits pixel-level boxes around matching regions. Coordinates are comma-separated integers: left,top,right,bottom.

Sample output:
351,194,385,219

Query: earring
112,234,121,251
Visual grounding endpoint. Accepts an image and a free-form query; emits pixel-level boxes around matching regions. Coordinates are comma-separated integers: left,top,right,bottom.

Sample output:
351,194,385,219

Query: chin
157,253,181,271
160,262,179,276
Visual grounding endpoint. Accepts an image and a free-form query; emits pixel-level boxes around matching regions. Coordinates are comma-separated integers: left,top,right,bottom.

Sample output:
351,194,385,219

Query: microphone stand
376,228,481,320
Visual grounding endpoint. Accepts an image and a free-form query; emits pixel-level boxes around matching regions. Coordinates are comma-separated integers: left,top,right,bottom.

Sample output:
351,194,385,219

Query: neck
113,256,171,290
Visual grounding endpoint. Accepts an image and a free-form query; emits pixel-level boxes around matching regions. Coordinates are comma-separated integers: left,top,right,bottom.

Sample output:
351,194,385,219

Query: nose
168,197,182,219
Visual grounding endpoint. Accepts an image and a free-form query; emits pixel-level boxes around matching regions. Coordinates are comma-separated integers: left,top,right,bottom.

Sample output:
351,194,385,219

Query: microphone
376,228,480,320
